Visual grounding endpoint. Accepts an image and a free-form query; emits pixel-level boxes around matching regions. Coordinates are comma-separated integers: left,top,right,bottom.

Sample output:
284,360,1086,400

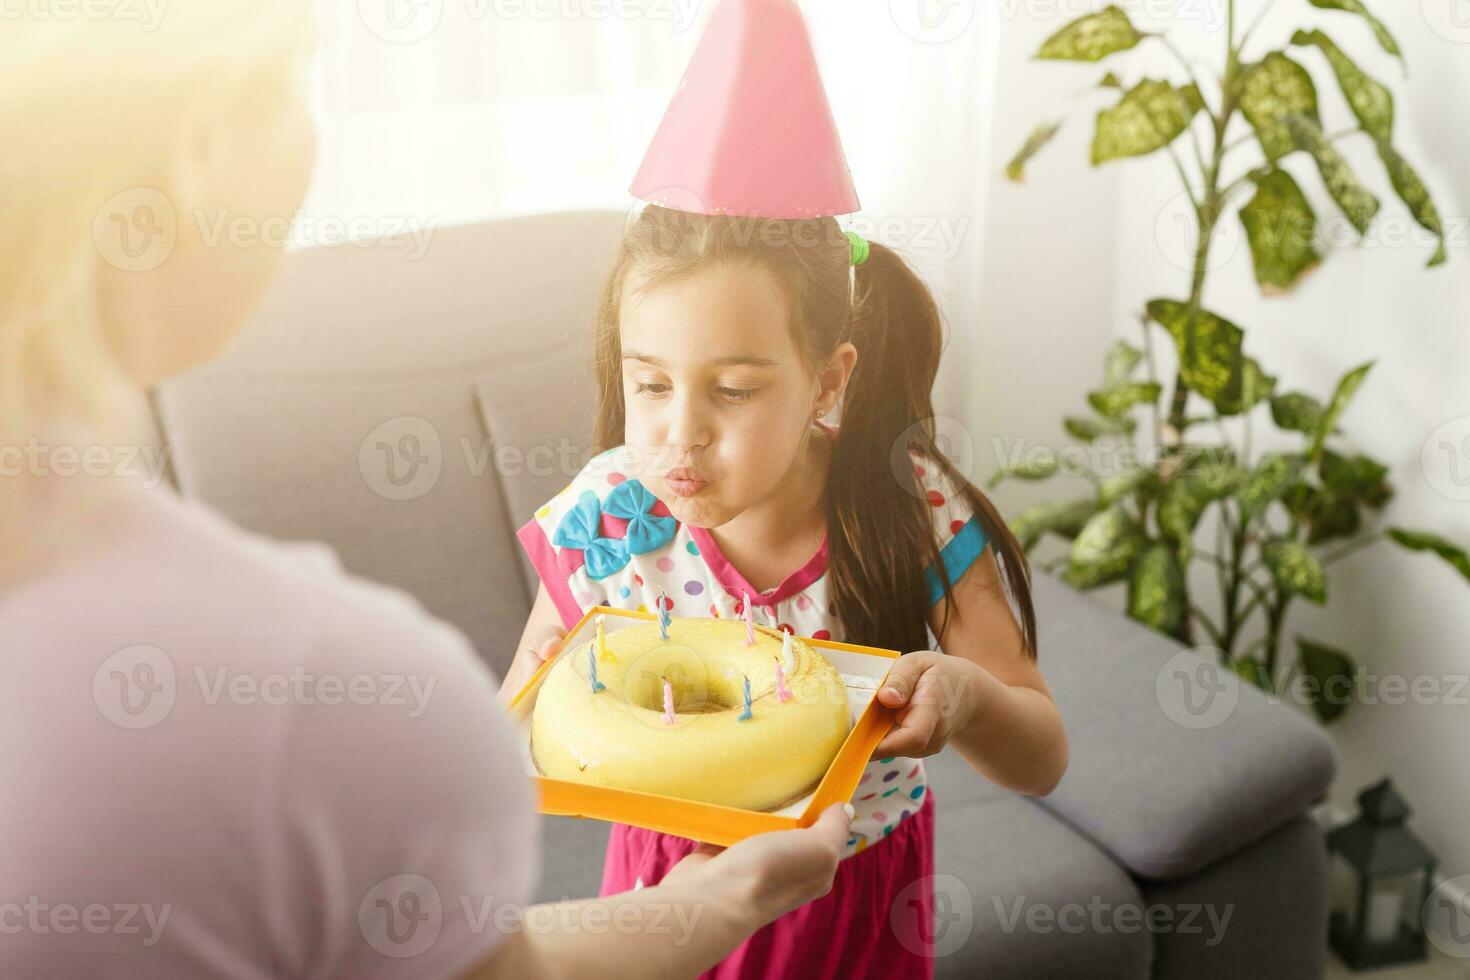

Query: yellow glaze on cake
530,618,852,811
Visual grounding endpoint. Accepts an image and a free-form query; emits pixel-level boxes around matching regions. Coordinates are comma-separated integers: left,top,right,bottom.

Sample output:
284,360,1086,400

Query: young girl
504,206,1068,978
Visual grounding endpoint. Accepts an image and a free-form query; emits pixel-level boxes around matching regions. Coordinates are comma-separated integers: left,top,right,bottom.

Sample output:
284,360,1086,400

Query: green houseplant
997,2,1468,722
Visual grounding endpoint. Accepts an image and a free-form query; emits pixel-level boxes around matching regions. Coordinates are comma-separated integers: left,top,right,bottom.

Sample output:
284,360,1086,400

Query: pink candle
774,656,793,703
742,591,755,646
661,677,676,724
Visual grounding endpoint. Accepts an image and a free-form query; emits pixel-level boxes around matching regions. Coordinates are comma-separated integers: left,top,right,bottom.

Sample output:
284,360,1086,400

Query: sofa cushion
156,371,530,676
1029,572,1337,880
474,350,597,599
927,786,1153,978
1138,815,1327,980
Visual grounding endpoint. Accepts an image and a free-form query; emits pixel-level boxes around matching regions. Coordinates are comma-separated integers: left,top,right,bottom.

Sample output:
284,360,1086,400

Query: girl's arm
498,584,570,704
874,546,1069,797
462,803,853,980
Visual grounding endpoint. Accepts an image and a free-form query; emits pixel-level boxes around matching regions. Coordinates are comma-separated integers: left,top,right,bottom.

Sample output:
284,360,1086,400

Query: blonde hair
0,1,314,544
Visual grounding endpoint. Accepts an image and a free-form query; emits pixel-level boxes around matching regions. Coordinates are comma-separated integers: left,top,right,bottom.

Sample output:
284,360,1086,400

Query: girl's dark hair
591,206,1036,658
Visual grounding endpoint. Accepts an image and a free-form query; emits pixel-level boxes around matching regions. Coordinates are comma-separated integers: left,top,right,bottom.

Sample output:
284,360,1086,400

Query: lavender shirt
1,482,537,978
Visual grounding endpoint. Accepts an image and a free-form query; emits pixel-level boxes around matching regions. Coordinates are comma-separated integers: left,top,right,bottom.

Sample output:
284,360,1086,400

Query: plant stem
1238,0,1280,56
1264,591,1291,679
1164,6,1242,455
1320,531,1386,566
1191,604,1225,645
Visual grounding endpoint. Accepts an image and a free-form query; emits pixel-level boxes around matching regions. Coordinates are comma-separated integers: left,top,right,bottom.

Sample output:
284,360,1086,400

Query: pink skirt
599,790,937,979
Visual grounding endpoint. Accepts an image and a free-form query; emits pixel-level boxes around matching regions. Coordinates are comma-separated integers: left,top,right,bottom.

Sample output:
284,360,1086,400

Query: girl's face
618,262,834,529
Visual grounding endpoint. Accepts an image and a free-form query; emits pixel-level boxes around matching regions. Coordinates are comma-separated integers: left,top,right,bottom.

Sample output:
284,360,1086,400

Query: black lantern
1327,779,1437,970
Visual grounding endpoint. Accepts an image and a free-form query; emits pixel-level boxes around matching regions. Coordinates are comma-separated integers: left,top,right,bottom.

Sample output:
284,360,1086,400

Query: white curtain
304,0,998,418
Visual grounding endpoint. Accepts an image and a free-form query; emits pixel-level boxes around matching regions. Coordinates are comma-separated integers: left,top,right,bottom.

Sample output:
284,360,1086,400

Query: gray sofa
152,211,1338,978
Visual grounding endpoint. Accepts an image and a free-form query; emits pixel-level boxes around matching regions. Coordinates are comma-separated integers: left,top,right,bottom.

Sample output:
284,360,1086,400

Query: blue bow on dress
603,480,677,555
553,491,630,580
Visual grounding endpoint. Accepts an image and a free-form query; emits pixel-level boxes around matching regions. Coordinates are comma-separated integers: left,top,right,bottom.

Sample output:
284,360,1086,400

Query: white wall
967,6,1126,518
1101,5,1469,874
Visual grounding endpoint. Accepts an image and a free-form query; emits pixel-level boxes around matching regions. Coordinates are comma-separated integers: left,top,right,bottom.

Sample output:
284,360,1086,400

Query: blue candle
587,645,606,693
737,674,753,721
657,592,671,641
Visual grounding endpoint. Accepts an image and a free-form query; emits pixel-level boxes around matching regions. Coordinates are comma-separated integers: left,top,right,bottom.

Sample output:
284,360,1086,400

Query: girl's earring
814,408,827,420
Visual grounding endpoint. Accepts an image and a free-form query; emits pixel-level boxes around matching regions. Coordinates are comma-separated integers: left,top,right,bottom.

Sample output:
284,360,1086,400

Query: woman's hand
664,802,854,921
496,631,565,705
871,651,1001,759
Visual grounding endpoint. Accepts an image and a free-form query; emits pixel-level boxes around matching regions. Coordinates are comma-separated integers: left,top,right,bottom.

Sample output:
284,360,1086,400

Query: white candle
1365,888,1404,944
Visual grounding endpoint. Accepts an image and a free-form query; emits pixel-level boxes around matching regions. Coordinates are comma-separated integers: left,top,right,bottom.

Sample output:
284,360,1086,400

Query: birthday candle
780,628,792,664
657,593,670,642
596,614,615,663
587,645,606,693
774,655,793,703
742,592,755,646
661,677,676,724
737,674,753,721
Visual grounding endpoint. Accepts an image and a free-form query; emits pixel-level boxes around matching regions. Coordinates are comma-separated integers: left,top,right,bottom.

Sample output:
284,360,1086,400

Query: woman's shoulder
15,482,489,676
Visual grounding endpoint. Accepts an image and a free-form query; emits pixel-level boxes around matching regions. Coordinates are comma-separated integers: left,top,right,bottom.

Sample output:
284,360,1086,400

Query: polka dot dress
517,445,987,859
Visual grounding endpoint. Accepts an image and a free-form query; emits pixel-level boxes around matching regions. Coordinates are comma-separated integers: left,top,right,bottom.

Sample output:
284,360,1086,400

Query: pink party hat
629,0,859,219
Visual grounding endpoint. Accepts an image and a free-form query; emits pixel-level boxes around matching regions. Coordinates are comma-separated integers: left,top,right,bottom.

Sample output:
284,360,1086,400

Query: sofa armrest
1028,573,1337,881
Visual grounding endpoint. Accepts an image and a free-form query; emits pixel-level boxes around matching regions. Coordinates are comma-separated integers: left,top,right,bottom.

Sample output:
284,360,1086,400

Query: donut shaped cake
530,617,851,811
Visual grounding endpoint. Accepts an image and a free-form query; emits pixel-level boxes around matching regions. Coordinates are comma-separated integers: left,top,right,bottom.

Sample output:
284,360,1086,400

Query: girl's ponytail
828,242,1038,657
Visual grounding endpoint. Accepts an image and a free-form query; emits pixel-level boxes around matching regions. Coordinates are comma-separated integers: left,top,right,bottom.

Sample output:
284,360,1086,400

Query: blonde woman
0,4,850,978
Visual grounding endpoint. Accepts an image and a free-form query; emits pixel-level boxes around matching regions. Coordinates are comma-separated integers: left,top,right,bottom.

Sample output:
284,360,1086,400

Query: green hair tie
845,231,870,267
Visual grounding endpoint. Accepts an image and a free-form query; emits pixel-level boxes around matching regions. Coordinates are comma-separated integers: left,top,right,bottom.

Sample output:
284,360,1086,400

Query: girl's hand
497,631,565,705
871,652,1000,759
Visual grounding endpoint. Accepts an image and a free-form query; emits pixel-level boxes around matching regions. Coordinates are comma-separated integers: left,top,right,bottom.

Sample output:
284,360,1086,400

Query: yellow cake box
506,606,899,847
